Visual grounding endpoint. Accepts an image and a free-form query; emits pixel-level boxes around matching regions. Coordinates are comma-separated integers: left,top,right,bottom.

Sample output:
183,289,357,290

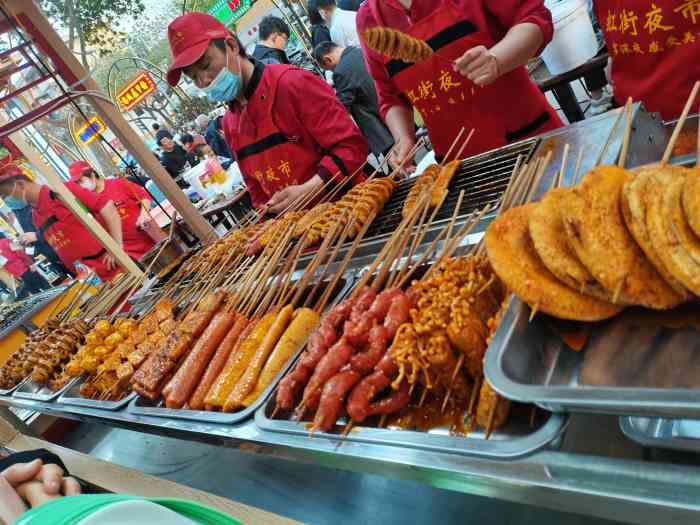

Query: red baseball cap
68,160,93,182
0,164,23,183
166,12,230,87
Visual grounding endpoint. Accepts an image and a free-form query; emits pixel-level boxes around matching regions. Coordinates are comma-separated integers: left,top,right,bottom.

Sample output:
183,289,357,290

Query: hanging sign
76,116,106,145
117,72,157,112
208,0,252,26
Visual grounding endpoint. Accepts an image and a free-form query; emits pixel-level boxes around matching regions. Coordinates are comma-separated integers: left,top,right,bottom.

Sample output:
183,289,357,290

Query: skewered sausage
313,368,362,432
298,338,354,416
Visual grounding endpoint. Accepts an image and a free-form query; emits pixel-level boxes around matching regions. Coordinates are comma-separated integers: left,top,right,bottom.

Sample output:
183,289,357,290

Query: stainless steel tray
620,416,700,453
12,376,80,402
57,376,137,410
485,297,700,418
255,391,567,459
127,273,355,424
0,377,27,396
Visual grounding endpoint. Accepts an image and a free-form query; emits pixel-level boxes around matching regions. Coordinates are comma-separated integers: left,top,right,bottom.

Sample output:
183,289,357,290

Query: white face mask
80,178,96,191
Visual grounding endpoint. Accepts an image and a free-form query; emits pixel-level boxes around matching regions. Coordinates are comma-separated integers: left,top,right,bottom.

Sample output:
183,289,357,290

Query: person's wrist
305,175,323,191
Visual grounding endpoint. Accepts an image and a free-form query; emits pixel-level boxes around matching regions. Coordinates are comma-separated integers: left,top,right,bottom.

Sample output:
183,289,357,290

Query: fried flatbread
647,172,700,295
621,167,690,296
529,188,611,301
561,166,683,309
682,167,700,238
485,204,623,322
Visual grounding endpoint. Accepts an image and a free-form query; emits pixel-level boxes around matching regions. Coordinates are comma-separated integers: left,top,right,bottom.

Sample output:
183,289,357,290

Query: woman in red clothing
593,1,700,120
68,161,155,262
356,0,563,166
0,233,47,297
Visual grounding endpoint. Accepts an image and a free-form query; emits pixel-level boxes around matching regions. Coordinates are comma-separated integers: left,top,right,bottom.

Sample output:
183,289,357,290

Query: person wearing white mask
316,0,361,47
165,12,368,214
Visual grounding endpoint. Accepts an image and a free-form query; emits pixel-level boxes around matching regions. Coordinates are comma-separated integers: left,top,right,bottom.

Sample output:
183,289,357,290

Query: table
531,50,610,123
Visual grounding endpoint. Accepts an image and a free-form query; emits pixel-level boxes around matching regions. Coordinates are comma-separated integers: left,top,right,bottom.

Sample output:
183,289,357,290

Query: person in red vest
68,161,155,262
356,0,563,167
164,13,368,214
0,233,48,297
0,164,124,281
592,1,700,120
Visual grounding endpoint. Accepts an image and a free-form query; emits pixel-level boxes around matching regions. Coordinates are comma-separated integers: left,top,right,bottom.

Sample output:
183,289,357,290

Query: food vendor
0,164,125,281
0,232,48,297
68,161,156,262
165,13,368,214
356,0,563,166
592,1,700,120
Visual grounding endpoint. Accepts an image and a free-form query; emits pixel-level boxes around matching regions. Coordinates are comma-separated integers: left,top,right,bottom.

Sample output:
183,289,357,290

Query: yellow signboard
117,72,157,111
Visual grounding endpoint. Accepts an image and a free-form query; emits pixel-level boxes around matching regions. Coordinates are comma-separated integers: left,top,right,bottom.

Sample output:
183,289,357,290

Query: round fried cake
682,167,700,238
485,204,623,321
561,165,684,309
621,167,690,297
529,188,612,301
647,172,700,295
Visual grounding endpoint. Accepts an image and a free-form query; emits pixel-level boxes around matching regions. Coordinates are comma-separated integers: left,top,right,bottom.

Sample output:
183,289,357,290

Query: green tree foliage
173,96,219,130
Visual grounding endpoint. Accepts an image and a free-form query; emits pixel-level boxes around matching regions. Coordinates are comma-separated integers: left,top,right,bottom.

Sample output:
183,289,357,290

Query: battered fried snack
431,160,460,208
529,188,611,301
647,173,700,295
402,164,439,219
621,167,690,297
561,166,684,309
682,167,700,238
363,27,433,63
486,204,623,321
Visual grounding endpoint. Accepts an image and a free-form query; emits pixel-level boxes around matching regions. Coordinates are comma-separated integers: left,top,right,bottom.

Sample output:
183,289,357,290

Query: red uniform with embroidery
98,178,154,261
32,184,120,281
0,239,32,278
222,63,368,209
595,0,700,120
358,0,562,159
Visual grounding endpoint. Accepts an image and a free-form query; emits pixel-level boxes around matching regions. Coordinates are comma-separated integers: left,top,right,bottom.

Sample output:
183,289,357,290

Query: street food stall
1,2,700,525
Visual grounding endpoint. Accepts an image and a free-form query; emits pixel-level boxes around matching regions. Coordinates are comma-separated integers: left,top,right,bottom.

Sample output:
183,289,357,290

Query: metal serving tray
255,391,567,459
485,297,700,418
57,376,137,411
620,416,700,453
126,273,356,424
12,376,80,402
0,378,27,396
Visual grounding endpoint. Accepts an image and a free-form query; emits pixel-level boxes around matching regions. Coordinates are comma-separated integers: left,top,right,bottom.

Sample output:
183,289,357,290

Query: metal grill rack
0,286,68,339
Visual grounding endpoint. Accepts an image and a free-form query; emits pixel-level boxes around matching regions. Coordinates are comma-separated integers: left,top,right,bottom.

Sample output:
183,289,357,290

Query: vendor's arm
454,0,554,85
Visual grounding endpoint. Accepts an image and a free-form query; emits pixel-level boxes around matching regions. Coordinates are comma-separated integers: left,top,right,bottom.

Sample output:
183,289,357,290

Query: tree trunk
66,0,75,51
78,24,89,69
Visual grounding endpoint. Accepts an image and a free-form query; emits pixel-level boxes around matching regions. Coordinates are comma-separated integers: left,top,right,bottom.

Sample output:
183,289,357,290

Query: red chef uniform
0,238,32,278
357,0,563,159
96,179,154,261
222,61,368,209
594,0,700,120
32,184,121,281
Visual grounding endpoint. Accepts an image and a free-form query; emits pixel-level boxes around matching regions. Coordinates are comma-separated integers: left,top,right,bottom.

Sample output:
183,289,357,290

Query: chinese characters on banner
604,1,700,56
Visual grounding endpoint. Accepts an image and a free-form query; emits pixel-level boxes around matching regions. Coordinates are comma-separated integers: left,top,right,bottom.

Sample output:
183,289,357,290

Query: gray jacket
332,46,394,157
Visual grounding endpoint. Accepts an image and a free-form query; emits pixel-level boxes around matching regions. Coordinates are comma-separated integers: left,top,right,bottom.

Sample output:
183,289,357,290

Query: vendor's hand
19,232,37,246
0,475,28,524
16,463,81,508
453,45,500,87
388,137,416,177
102,252,119,271
135,208,150,229
266,175,323,215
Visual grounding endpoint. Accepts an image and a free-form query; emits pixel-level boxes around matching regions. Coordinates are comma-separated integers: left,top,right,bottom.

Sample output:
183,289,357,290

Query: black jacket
160,144,189,186
205,118,232,160
252,44,289,65
333,46,394,156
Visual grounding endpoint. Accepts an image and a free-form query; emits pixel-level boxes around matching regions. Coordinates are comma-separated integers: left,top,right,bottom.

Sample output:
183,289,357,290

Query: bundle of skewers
270,130,547,439
486,90,700,328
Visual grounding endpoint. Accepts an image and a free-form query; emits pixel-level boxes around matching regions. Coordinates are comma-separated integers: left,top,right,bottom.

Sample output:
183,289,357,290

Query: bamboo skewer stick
618,98,634,169
276,230,312,308
439,127,465,166
573,147,584,184
662,80,700,165
596,105,626,166
555,143,570,189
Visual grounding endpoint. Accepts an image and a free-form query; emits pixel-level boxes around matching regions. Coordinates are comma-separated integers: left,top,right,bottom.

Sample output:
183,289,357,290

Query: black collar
228,59,265,111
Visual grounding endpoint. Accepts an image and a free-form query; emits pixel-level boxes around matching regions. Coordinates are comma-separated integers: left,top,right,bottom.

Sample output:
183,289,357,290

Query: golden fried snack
431,160,460,208
403,164,439,219
647,173,700,295
529,188,611,301
621,167,690,296
485,204,623,321
363,27,433,63
682,167,700,238
561,166,683,309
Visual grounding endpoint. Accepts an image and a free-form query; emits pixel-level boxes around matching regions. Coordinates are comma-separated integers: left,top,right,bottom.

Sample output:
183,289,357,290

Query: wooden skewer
572,147,584,185
450,128,475,165
276,231,312,307
341,420,354,437
555,143,570,189
484,395,500,440
439,126,465,166
596,105,626,166
618,97,634,169
441,354,464,414
524,150,553,204
498,155,524,214
418,386,428,407
467,375,482,416
662,80,700,165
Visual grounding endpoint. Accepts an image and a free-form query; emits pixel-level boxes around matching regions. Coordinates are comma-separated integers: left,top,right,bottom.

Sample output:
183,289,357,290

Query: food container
57,376,137,411
485,297,700,418
620,416,700,454
0,378,27,396
13,376,80,402
126,273,355,424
